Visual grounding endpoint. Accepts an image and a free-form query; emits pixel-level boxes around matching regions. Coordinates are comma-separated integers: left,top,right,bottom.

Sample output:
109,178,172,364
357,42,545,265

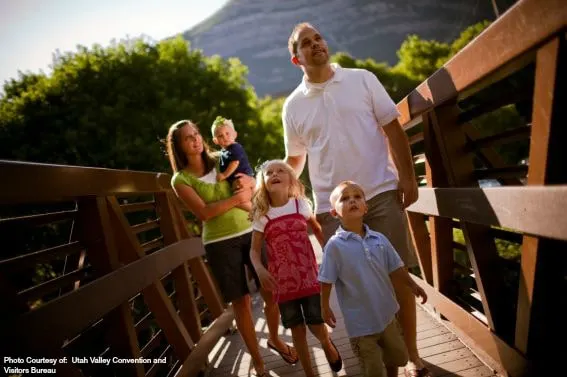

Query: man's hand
398,175,418,208
411,282,427,304
322,306,336,328
216,172,226,182
383,120,418,208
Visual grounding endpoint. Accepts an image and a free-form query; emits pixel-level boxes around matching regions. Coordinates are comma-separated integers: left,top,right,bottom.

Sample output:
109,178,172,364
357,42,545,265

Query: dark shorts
204,232,265,303
278,294,324,329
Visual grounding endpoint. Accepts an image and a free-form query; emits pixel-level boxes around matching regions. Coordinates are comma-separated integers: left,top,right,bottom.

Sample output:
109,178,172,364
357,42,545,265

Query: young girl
249,160,342,377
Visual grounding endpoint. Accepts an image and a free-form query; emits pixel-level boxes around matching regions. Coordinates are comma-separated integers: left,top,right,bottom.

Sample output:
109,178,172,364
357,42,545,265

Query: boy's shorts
278,294,324,329
349,319,409,376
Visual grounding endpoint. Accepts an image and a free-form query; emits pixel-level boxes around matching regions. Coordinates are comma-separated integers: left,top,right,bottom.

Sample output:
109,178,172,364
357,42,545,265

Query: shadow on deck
207,293,498,377
206,237,499,377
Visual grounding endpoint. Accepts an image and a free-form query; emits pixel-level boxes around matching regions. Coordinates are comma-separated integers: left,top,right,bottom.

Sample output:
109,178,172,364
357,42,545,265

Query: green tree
392,35,450,81
331,52,419,102
449,20,491,57
0,36,262,172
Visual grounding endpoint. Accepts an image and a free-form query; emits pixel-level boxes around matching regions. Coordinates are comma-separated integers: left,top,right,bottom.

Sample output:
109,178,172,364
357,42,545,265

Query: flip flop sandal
267,341,298,364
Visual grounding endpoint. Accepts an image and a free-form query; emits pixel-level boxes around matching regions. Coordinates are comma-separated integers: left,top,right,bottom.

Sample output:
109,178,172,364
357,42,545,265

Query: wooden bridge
1,1,565,376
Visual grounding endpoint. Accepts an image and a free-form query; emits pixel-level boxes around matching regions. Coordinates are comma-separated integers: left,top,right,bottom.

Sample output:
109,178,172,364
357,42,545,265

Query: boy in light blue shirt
318,181,428,377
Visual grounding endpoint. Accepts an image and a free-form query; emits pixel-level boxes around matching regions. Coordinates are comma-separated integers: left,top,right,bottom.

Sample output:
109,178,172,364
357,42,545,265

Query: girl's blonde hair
250,160,308,221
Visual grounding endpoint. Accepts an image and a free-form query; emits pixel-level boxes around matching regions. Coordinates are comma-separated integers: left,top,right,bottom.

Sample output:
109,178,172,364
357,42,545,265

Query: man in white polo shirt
282,23,430,377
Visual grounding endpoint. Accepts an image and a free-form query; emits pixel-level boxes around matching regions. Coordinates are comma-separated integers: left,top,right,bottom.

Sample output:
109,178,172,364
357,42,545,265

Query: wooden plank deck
206,237,499,377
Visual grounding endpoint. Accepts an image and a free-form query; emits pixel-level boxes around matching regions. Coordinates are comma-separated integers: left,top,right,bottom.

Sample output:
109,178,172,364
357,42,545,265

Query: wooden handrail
396,0,566,126
4,237,205,351
409,186,567,241
0,160,172,204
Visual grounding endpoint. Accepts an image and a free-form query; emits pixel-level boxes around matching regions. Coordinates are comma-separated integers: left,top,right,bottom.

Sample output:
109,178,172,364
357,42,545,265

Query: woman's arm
236,201,252,212
173,183,251,222
233,174,256,190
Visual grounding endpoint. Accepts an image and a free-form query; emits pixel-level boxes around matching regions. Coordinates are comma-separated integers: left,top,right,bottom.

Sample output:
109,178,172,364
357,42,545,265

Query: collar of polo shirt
300,63,344,96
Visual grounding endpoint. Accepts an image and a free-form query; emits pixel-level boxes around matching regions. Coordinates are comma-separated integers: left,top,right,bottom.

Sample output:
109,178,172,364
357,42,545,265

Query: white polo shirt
282,63,400,214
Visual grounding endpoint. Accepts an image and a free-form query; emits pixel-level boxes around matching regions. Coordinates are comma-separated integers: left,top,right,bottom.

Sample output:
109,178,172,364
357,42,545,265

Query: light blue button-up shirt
318,225,404,337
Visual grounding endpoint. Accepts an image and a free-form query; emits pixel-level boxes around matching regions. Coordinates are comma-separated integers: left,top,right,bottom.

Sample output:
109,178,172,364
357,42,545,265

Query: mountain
182,0,516,97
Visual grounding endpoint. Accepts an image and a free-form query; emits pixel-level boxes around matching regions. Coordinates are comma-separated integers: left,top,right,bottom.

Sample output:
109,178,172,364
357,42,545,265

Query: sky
0,0,228,85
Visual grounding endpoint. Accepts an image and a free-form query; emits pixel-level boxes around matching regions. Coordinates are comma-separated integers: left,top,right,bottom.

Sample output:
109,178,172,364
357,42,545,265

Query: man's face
293,26,329,68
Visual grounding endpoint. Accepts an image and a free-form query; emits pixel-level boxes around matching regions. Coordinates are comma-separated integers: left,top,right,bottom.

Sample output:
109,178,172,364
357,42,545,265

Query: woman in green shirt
166,120,298,376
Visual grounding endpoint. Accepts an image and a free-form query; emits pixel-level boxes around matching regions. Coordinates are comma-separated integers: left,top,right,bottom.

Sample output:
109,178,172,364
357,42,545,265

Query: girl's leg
232,294,265,375
290,324,315,377
304,295,340,365
307,324,340,365
259,287,298,361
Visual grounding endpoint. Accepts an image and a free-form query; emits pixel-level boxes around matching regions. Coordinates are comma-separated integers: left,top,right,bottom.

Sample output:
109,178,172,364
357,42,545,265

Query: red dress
264,198,320,303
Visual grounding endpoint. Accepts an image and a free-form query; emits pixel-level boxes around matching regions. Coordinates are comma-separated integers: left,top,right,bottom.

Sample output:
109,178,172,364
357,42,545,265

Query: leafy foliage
0,36,259,172
0,21,495,172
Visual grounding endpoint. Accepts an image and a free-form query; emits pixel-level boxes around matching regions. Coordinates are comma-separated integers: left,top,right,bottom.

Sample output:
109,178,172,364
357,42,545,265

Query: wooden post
406,212,433,285
76,197,144,377
155,192,203,343
515,36,567,373
423,112,454,295
105,196,194,361
427,101,511,337
171,198,225,319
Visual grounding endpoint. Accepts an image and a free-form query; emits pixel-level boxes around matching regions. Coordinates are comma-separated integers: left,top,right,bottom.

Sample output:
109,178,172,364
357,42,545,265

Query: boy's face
330,184,367,221
213,125,237,148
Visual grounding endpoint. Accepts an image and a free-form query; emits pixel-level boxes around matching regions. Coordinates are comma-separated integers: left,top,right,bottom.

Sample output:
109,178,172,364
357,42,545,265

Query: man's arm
284,154,307,177
390,267,427,304
383,119,418,208
282,101,307,177
364,69,418,208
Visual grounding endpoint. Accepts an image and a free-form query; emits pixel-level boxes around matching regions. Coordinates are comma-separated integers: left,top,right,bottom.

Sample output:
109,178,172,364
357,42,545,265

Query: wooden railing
0,1,564,377
0,161,233,377
398,1,566,376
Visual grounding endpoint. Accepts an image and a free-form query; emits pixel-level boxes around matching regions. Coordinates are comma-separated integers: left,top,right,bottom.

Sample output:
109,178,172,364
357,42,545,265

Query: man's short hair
329,181,366,209
288,22,316,56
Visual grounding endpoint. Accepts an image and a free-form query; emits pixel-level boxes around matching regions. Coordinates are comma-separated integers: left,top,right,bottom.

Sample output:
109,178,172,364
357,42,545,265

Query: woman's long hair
166,120,217,173
250,160,308,221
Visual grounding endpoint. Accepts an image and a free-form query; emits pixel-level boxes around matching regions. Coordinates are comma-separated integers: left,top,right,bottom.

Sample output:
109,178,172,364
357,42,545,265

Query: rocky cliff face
182,0,514,96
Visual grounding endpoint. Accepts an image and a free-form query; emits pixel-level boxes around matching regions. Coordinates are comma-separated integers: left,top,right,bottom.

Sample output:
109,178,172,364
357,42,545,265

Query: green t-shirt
171,169,252,244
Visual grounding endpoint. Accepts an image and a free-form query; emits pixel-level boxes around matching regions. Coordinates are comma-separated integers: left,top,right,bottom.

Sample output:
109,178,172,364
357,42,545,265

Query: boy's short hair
211,116,235,136
288,22,316,56
329,181,366,209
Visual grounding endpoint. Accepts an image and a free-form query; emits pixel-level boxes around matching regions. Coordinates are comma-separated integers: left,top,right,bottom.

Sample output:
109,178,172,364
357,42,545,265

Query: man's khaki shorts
316,189,418,268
